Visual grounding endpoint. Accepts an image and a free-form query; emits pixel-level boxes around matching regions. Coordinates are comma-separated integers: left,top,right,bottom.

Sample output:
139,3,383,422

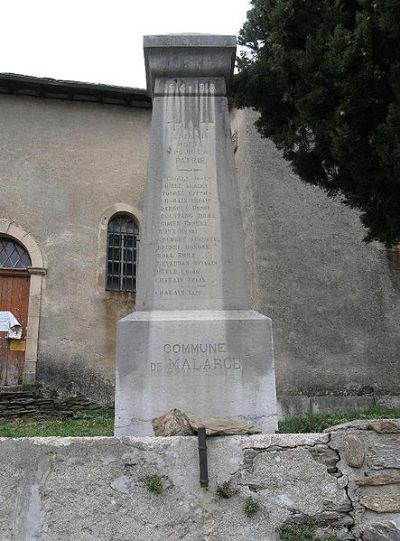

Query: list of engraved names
154,80,222,302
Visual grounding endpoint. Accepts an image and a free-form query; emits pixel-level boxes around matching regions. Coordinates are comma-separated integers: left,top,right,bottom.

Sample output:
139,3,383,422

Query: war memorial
115,35,278,436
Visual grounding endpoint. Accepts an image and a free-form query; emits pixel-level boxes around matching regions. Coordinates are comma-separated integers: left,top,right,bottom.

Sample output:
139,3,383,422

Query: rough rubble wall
231,108,400,399
0,423,399,540
0,387,98,418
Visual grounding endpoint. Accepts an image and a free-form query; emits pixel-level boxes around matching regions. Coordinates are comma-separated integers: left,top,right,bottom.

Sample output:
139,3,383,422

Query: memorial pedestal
115,310,277,436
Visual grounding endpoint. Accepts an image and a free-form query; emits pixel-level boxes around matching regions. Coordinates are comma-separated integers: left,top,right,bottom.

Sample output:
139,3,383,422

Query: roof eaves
0,73,152,108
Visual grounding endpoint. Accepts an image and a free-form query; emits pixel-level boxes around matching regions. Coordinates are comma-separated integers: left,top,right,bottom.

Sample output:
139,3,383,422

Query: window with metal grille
106,214,139,292
0,236,31,269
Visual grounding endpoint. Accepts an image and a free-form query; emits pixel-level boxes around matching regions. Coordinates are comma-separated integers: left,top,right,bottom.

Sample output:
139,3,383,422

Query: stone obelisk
115,35,277,436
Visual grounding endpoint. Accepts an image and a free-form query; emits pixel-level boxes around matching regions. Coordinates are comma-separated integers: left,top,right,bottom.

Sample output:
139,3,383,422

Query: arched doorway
0,236,31,385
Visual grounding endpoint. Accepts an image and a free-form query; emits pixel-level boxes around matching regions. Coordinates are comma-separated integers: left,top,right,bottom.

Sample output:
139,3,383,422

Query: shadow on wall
386,245,400,291
37,355,114,406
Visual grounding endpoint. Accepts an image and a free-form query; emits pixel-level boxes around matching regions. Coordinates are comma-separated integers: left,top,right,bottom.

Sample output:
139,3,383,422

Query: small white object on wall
0,311,23,339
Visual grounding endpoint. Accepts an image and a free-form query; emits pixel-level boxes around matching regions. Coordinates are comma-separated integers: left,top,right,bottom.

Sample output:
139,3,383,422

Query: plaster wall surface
232,108,400,398
0,93,151,402
0,424,399,540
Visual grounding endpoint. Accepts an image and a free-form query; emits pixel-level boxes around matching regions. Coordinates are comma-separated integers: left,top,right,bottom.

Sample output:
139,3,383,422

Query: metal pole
198,426,209,488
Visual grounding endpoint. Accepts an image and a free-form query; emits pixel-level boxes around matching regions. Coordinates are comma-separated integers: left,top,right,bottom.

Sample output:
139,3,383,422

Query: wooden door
0,269,30,385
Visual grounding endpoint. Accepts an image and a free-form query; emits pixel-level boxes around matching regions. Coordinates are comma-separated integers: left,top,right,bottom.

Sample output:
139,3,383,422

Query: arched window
106,214,139,292
0,236,31,269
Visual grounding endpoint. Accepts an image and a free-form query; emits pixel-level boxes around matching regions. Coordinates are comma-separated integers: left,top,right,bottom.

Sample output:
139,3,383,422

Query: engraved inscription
153,78,223,302
149,342,243,376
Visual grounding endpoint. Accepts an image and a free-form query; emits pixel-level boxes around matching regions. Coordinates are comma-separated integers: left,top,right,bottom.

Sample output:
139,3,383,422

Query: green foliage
244,496,259,517
234,0,400,245
278,406,400,433
278,523,338,540
0,409,114,437
0,407,397,437
73,409,113,422
216,481,238,499
146,473,163,495
278,524,315,541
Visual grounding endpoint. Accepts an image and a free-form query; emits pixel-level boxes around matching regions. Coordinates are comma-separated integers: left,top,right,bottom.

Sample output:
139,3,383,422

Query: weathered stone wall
1,91,399,407
232,108,400,402
0,421,399,540
0,93,151,402
327,420,400,540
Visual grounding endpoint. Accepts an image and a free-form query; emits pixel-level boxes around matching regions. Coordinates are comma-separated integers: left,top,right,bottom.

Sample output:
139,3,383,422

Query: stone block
368,420,400,433
0,218,11,234
152,409,193,436
356,474,400,486
242,433,329,449
367,436,400,469
277,395,311,419
26,315,40,341
308,444,339,473
360,495,400,513
362,522,400,541
325,419,374,432
24,339,38,363
343,434,365,468
376,396,400,409
310,395,374,415
152,408,262,437
115,310,277,436
144,34,236,97
187,413,261,436
238,446,351,519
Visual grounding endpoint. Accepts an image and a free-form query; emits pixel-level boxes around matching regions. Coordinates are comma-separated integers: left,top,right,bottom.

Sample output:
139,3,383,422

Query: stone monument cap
143,34,237,48
144,33,237,97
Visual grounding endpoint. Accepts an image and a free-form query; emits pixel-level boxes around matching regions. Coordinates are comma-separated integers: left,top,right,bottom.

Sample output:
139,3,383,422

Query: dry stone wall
0,386,99,418
327,420,400,539
0,421,398,540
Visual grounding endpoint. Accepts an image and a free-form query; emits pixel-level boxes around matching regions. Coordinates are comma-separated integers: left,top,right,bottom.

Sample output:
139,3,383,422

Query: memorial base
115,310,277,436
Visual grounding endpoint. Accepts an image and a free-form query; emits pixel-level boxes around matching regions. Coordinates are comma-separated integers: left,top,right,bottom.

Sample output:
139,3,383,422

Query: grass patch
278,406,400,433
278,524,315,541
0,409,114,437
216,481,238,499
278,523,338,541
146,473,163,495
244,496,259,517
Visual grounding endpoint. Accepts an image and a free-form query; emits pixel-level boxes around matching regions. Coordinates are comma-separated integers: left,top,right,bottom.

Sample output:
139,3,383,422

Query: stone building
0,73,399,414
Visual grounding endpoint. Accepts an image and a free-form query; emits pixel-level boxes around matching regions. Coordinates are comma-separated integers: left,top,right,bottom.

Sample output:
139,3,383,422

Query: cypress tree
233,0,400,245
